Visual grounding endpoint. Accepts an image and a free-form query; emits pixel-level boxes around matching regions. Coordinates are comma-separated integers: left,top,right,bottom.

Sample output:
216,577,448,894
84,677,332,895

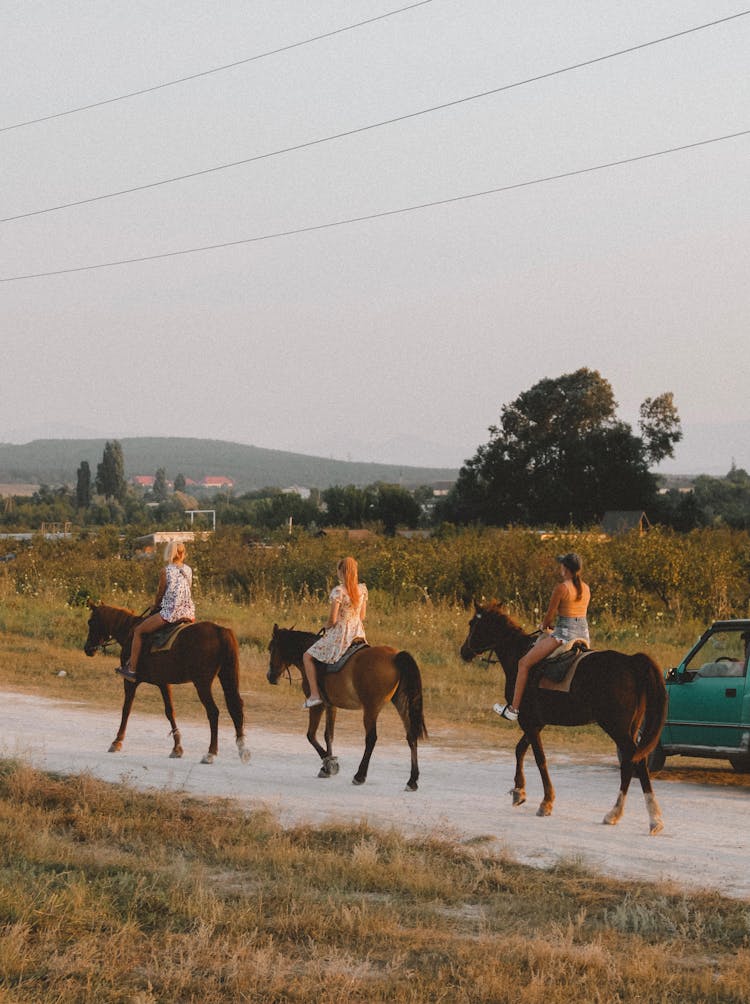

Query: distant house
430,481,454,497
282,485,311,500
600,511,651,535
200,476,234,490
131,475,155,488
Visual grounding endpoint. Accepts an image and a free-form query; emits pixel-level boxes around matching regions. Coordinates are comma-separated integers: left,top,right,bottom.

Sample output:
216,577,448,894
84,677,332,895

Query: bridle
464,615,500,669
464,613,542,669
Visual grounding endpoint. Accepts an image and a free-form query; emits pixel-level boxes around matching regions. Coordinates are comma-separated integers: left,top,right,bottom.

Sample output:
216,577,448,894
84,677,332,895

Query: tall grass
1,760,749,1003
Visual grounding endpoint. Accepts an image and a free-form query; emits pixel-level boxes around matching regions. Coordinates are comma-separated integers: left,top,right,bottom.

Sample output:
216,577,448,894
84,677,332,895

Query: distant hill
0,438,458,492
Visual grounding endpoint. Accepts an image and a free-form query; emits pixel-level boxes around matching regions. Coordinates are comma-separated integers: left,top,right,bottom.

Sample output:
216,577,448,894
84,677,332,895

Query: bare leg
302,651,322,702
130,612,167,672
510,634,562,710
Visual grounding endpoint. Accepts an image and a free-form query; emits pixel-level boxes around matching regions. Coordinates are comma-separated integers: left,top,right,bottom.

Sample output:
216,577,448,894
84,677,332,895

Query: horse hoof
602,813,619,826
169,749,184,759
201,753,216,764
318,767,331,778
352,776,366,786
108,743,122,753
405,781,418,791
649,820,664,836
511,789,526,807
239,749,251,764
536,804,553,817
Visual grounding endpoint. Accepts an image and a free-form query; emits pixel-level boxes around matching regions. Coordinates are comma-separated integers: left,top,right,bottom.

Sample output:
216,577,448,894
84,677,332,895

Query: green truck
651,619,750,772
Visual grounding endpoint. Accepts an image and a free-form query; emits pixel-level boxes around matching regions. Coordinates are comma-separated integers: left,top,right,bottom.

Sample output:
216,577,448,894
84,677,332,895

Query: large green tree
441,369,681,527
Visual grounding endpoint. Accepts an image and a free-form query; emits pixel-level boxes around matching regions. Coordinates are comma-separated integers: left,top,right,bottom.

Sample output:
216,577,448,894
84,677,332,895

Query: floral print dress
160,563,195,623
305,583,368,663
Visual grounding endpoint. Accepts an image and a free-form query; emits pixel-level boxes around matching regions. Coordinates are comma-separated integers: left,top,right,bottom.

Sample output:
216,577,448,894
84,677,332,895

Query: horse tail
631,653,667,763
217,627,245,724
393,651,428,743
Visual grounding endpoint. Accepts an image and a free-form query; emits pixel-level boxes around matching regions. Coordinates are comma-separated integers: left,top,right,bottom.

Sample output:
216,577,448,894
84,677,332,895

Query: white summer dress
160,563,195,623
305,583,368,664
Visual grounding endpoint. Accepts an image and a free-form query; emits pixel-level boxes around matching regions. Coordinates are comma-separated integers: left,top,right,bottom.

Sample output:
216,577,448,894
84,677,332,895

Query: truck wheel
729,754,750,774
647,744,666,773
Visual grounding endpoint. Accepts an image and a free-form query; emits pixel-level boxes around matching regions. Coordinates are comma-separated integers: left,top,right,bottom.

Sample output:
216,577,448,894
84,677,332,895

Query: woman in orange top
494,552,590,722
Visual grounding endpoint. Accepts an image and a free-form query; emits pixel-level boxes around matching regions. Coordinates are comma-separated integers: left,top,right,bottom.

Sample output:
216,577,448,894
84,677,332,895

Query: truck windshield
685,630,749,676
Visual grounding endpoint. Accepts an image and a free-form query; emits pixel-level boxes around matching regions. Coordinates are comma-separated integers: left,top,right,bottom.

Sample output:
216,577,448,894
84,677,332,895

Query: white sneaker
493,703,518,721
302,696,323,709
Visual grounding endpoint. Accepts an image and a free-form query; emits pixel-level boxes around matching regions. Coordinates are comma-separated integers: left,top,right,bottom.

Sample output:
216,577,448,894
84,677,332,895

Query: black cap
556,552,582,573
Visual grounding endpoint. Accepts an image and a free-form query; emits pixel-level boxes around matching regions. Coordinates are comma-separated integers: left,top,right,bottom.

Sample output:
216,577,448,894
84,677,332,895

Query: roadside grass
1,759,750,1003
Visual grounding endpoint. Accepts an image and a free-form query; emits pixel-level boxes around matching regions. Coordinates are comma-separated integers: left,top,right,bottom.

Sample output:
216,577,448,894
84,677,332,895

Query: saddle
534,640,592,692
148,620,192,654
316,639,369,675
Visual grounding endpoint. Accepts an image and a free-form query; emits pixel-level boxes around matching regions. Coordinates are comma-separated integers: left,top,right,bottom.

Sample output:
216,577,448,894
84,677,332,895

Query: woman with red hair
301,556,368,708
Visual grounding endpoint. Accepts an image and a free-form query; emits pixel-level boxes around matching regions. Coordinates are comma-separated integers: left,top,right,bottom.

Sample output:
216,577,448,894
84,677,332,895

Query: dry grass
1,760,749,1003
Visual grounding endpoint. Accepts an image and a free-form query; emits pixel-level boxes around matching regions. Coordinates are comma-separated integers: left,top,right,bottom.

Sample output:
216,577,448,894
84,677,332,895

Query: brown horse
267,625,427,790
460,602,667,834
84,600,250,765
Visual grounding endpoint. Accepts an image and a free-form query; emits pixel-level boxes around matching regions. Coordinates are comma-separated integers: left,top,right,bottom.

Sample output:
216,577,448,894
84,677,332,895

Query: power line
2,8,748,225
2,127,747,284
0,1,435,134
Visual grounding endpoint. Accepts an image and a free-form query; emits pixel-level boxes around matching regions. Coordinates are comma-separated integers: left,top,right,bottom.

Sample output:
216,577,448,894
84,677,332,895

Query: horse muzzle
266,667,279,685
459,642,477,663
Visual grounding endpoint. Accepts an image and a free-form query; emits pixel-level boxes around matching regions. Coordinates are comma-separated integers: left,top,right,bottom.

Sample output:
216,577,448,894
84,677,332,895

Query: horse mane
478,600,528,638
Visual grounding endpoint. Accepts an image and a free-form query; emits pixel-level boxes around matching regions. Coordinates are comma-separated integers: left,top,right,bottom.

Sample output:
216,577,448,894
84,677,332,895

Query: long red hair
338,556,360,607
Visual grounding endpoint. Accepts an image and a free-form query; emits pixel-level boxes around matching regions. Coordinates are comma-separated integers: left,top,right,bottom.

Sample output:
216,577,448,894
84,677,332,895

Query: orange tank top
558,580,590,617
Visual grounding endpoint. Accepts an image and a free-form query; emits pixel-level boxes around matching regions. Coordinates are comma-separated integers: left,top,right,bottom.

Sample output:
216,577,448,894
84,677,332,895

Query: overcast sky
2,0,748,474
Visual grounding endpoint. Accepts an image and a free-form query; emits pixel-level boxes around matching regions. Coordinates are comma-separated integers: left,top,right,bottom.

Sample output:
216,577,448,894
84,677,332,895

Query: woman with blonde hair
301,556,368,708
117,540,196,681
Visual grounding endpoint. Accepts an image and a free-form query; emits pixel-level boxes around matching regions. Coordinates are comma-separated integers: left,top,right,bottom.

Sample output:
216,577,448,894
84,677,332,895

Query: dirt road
3,689,749,899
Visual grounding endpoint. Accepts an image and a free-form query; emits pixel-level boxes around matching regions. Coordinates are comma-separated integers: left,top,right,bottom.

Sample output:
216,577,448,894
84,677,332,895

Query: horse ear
87,598,99,609
272,623,279,634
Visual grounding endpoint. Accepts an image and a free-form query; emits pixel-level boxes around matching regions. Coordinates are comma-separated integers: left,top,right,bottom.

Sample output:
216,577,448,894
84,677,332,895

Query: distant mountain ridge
0,438,458,492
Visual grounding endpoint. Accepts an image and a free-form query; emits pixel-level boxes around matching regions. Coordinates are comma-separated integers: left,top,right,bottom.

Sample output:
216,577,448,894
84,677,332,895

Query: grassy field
2,586,748,1002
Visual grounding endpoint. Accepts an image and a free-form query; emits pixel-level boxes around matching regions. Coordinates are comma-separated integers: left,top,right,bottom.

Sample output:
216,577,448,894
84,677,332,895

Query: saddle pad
538,650,593,693
150,621,191,653
321,641,369,674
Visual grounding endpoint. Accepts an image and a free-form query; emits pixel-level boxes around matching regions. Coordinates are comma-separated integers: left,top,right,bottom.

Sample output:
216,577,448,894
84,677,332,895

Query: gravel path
3,689,749,899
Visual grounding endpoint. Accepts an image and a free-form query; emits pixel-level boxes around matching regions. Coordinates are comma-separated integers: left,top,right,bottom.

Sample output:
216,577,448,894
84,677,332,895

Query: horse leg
527,729,555,817
223,688,249,764
511,735,530,806
604,738,637,827
303,704,328,774
194,682,220,764
318,706,339,778
157,684,183,758
392,691,420,791
634,759,664,835
353,710,379,786
109,681,138,752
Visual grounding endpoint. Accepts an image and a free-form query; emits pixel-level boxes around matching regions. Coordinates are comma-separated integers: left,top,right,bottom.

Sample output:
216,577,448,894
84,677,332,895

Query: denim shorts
552,616,590,644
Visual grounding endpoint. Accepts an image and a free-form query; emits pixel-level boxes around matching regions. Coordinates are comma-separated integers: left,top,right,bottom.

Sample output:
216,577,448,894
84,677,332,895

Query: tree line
2,370,747,533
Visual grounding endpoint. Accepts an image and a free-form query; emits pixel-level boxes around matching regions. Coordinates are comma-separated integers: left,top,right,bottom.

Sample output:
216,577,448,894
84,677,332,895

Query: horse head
459,601,519,663
267,624,292,685
83,599,108,656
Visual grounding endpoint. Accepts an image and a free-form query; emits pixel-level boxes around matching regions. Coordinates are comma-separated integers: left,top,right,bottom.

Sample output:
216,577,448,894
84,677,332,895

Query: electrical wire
2,8,748,225
2,127,747,284
0,1,435,133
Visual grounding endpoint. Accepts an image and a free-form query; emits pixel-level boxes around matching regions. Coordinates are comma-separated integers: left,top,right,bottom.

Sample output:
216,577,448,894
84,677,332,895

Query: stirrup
116,663,137,682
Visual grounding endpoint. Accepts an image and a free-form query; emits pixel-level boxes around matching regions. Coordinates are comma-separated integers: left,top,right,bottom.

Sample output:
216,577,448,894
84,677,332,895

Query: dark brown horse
267,625,427,790
84,600,250,765
460,602,667,833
